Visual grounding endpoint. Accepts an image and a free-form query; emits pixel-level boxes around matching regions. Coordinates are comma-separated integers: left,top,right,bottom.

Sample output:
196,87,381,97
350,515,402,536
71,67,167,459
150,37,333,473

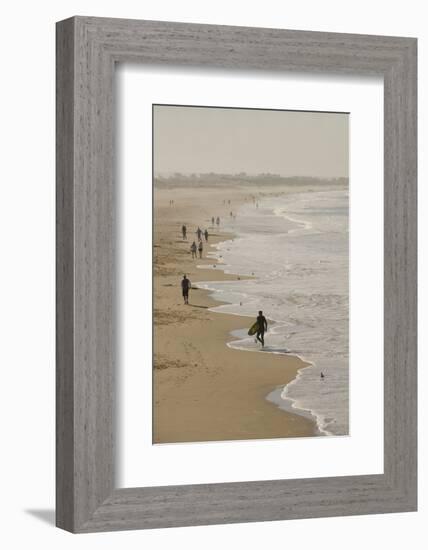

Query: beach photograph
153,104,349,444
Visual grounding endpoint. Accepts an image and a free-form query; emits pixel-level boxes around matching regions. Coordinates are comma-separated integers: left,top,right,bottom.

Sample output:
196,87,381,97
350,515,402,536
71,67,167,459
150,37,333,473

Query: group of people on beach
175,198,272,348
181,216,222,260
181,225,207,259
178,216,220,308
190,240,204,259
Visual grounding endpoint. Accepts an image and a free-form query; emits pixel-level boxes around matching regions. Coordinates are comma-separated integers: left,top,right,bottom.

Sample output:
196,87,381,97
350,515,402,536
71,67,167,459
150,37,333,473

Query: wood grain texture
56,16,417,533
56,18,75,532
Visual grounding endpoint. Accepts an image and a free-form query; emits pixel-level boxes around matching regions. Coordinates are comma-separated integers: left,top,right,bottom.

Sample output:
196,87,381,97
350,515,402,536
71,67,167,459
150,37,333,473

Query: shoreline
153,185,319,443
191,188,349,437
194,252,323,434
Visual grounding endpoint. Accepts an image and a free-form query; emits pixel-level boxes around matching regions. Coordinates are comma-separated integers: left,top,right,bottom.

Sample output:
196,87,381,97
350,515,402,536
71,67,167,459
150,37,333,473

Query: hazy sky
153,105,348,178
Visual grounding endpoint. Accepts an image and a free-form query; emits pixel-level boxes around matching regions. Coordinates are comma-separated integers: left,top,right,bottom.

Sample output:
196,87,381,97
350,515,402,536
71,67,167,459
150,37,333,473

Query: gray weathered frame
56,16,417,533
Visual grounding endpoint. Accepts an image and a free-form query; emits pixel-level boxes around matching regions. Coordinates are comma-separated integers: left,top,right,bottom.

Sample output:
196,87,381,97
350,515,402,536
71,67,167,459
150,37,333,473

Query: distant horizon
154,172,349,180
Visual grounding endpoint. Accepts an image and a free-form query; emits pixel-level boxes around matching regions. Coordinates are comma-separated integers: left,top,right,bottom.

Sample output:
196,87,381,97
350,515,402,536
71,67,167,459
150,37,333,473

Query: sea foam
195,187,349,436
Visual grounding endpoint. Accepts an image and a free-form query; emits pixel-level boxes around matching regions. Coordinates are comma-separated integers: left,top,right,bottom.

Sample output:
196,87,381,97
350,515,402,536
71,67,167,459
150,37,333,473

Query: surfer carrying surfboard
256,311,268,347
248,311,268,347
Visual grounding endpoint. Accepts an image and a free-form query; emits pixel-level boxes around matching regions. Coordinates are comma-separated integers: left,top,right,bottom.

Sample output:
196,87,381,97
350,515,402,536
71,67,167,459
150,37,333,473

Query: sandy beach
153,185,318,443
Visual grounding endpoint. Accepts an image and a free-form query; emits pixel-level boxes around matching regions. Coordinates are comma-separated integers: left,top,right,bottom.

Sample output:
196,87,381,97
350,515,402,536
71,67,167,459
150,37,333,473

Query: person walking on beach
256,310,268,347
182,224,187,240
190,241,197,259
204,229,209,242
196,226,202,241
198,240,203,258
181,274,191,305
211,216,215,226
216,216,220,227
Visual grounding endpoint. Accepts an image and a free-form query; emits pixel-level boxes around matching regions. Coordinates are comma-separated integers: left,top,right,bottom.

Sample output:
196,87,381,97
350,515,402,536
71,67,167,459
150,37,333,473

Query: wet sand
153,185,317,443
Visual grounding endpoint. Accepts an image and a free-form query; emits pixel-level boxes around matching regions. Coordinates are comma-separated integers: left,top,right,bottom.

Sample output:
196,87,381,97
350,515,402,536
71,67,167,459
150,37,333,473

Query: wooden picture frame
56,16,417,533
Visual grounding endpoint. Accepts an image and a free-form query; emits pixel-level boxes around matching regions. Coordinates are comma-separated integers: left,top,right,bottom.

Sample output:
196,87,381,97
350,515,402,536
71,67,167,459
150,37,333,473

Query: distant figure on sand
211,216,215,225
198,240,203,258
256,310,268,347
216,216,220,226
204,229,209,242
182,224,187,240
196,226,202,241
181,274,191,305
190,241,197,259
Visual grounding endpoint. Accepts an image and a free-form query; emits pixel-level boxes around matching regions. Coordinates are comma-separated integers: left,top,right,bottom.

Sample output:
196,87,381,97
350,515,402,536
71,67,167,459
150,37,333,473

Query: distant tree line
154,173,348,188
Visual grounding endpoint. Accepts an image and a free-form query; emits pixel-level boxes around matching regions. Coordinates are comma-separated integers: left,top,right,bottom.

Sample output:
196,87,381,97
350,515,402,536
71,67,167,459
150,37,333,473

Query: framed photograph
152,104,349,444
56,16,417,532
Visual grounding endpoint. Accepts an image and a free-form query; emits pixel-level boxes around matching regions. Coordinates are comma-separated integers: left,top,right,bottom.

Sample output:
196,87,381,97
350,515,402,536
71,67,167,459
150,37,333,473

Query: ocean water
196,187,349,436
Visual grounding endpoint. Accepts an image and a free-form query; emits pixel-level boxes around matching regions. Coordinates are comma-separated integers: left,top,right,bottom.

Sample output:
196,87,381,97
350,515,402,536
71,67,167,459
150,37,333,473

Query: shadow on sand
259,346,292,354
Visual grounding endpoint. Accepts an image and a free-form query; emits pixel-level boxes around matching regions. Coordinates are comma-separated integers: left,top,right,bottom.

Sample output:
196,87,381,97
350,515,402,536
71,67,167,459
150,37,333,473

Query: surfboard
248,322,259,336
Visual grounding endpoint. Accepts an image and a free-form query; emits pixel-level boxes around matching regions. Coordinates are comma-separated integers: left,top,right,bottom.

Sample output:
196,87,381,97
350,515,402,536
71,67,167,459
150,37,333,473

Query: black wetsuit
256,314,267,346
